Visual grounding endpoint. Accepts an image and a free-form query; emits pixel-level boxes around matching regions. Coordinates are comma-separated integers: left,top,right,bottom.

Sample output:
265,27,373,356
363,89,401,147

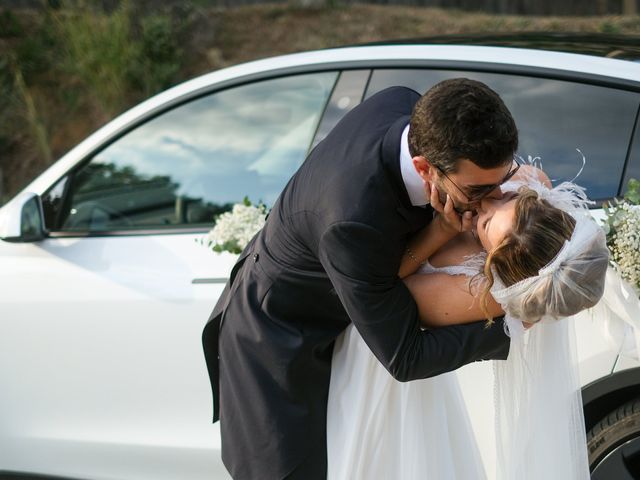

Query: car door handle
192,278,228,284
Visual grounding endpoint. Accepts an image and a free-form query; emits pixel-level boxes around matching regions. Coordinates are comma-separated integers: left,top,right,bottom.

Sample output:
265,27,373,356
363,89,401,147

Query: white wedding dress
325,176,624,480
327,261,488,480
326,261,598,480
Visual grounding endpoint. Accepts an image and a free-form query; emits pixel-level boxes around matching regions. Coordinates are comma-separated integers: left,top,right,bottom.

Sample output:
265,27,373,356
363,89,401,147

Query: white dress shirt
399,124,428,207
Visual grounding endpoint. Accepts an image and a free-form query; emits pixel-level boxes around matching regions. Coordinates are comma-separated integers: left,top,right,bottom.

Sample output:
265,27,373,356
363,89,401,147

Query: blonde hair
479,187,576,324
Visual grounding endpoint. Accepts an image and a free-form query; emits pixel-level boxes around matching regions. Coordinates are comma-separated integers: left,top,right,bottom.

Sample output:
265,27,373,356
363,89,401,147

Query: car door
363,67,640,477
0,71,337,480
612,109,640,376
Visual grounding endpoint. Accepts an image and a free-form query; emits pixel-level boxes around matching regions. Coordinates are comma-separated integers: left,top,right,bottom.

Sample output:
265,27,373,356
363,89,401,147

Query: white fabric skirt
327,325,487,480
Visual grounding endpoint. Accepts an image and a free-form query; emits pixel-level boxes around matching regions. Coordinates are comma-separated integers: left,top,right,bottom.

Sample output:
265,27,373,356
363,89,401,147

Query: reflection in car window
366,70,640,200
312,70,370,149
623,110,640,195
42,175,69,230
53,72,337,232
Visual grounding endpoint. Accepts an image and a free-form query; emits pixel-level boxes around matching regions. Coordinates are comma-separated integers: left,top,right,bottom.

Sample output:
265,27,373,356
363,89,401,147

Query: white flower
605,201,640,295
202,200,267,254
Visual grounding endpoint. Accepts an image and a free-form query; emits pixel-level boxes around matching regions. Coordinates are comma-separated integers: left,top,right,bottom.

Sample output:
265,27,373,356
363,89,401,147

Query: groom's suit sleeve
318,220,510,382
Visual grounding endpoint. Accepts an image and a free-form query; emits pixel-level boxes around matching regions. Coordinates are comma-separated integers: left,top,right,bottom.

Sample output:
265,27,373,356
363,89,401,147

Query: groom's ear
412,156,432,181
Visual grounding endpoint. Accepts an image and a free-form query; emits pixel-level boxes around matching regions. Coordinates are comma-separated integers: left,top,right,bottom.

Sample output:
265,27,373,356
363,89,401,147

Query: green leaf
624,178,640,205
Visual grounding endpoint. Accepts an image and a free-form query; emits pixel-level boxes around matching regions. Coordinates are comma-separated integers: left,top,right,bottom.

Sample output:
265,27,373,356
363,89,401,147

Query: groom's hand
430,183,473,234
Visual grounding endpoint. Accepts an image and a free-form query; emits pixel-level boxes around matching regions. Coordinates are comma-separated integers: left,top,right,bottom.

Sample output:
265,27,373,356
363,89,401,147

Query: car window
366,69,640,201
622,110,640,194
46,72,337,232
312,70,370,149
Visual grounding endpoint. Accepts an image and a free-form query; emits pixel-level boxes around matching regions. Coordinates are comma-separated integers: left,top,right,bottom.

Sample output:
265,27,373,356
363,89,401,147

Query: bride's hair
479,187,606,324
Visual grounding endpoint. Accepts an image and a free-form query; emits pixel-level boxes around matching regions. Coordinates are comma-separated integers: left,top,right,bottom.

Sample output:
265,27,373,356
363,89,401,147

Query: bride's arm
403,272,504,327
399,185,473,279
398,217,457,279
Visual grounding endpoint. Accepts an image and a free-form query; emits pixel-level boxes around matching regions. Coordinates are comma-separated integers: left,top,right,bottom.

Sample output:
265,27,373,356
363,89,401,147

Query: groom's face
428,158,515,214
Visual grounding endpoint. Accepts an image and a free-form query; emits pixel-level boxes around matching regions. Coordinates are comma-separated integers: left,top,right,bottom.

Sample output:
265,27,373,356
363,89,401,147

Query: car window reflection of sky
92,72,337,207
366,69,639,200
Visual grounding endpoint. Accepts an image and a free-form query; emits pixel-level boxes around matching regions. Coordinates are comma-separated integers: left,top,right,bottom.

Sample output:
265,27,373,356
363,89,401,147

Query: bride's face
475,192,519,251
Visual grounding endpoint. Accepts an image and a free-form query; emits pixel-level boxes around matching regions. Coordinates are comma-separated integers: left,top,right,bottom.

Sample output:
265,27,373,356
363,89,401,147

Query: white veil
491,177,609,480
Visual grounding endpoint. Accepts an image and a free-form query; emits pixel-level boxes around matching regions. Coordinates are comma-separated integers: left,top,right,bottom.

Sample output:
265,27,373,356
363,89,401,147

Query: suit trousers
283,453,326,480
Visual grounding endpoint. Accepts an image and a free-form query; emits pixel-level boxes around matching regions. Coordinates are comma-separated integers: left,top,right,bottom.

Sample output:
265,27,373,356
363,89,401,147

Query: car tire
588,396,640,479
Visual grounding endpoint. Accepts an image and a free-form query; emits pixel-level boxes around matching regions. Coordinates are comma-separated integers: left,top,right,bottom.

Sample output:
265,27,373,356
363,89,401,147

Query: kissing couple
203,78,610,479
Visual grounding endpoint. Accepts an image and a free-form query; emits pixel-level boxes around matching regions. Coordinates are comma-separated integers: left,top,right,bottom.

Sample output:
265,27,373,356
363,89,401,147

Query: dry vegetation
213,4,640,67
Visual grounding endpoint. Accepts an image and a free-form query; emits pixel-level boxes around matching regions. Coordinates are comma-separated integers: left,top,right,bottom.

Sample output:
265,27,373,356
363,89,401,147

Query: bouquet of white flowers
602,179,640,294
202,197,268,254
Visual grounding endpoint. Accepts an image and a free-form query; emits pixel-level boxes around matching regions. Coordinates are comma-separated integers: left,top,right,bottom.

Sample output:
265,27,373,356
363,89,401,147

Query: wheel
588,397,640,479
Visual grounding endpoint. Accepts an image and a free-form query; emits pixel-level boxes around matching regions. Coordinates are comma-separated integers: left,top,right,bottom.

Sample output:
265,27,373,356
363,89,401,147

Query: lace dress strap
417,252,486,278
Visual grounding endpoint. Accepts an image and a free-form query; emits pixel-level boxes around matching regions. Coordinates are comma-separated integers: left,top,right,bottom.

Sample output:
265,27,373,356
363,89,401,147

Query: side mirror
0,192,47,242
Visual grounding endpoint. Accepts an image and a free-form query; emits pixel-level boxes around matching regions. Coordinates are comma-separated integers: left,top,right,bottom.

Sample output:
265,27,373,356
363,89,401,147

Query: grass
52,4,140,116
0,3,639,204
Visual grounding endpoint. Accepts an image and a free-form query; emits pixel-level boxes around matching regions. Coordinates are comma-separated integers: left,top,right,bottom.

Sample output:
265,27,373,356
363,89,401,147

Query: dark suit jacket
202,86,510,480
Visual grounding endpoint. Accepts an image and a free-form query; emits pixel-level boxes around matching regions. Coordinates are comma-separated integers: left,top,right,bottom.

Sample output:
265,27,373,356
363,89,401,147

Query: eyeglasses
435,159,521,205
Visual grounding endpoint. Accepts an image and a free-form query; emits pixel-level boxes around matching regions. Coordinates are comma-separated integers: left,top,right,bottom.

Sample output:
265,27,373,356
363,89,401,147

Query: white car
1,36,640,479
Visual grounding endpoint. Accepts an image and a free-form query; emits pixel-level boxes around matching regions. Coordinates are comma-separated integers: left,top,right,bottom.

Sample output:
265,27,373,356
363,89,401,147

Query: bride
326,165,610,479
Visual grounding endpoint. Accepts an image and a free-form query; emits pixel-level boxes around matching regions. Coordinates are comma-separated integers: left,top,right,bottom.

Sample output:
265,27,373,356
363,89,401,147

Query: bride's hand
430,183,473,235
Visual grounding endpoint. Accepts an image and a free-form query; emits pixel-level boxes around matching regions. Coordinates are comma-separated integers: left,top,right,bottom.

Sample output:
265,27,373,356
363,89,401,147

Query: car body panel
0,234,234,478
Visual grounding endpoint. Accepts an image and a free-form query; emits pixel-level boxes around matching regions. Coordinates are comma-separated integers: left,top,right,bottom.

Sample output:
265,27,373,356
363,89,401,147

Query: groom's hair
408,78,518,173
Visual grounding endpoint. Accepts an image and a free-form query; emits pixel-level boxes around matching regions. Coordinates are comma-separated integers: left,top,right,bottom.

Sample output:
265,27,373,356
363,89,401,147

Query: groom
203,78,518,479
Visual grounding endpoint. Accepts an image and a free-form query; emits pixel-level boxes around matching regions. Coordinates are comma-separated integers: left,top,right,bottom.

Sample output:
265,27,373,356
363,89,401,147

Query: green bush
52,2,182,114
53,2,140,115
599,21,622,34
12,15,57,83
129,14,182,96
0,9,23,38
